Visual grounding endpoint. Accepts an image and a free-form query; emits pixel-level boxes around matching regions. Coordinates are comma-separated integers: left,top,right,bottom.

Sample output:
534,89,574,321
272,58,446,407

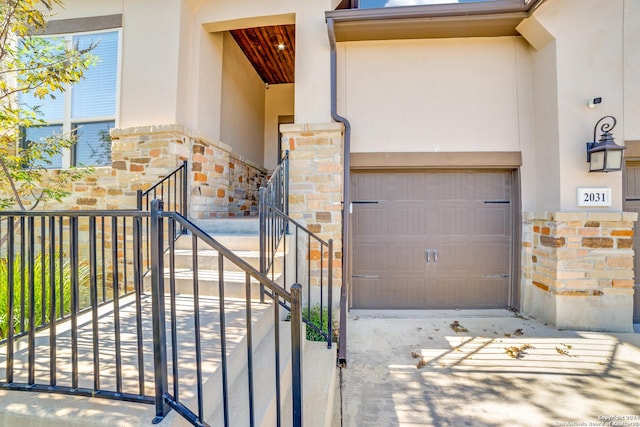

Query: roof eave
326,0,542,41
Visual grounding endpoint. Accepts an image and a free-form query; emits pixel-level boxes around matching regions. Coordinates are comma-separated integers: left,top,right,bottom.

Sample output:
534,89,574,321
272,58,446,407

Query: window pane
18,37,66,122
24,125,64,169
73,121,114,167
19,88,65,121
72,31,118,119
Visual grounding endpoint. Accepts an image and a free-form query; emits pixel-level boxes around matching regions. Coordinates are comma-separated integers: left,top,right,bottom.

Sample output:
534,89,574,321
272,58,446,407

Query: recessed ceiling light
277,43,286,51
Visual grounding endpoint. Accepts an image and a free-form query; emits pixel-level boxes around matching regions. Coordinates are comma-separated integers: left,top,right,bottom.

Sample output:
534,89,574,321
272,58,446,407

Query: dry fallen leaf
450,320,469,333
555,346,576,357
505,344,533,359
416,357,427,369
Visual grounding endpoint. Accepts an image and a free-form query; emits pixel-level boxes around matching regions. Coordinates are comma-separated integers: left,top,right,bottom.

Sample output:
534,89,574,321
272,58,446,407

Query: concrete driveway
340,309,640,427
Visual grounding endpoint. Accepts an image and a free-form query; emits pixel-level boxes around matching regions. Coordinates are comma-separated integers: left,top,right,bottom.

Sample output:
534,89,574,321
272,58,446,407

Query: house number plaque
577,187,612,207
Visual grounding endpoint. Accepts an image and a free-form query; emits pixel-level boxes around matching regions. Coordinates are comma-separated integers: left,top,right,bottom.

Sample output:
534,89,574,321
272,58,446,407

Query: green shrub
0,253,90,340
302,304,333,342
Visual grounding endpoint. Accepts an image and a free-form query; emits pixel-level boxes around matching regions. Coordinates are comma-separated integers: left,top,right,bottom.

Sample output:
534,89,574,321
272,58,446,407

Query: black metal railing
0,210,152,404
0,204,305,427
259,203,335,348
137,160,188,273
149,200,303,426
259,151,289,276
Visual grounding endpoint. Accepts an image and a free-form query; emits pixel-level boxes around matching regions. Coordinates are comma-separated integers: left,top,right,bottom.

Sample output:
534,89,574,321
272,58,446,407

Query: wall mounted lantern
586,116,626,172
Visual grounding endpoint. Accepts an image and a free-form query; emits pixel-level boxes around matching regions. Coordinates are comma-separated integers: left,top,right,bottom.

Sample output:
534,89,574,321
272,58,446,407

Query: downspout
327,17,351,366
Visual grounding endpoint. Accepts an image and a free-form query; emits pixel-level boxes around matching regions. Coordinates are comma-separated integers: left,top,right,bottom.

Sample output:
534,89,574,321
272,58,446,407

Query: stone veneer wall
522,211,637,332
280,123,344,287
6,124,268,292
37,124,266,217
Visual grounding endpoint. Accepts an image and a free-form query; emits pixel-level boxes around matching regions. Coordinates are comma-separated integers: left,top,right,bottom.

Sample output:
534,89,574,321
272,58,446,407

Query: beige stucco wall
48,0,122,19
265,84,295,171
53,0,183,129
220,33,266,166
338,36,537,209
340,37,525,153
52,0,316,170
529,40,561,211
189,28,224,142
624,0,640,140
191,0,332,125
521,0,627,211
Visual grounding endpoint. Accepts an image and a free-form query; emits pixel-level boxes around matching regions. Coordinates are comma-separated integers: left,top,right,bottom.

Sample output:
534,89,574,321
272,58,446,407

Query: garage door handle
483,274,509,278
352,274,379,279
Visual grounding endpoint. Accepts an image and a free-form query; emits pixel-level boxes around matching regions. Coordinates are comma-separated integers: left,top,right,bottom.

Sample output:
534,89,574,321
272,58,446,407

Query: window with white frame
20,29,120,168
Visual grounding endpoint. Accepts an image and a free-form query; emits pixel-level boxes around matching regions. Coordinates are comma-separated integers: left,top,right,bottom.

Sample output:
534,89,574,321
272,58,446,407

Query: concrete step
0,293,274,426
143,269,282,300
210,316,297,427
175,234,261,252
190,218,260,235
166,248,284,273
0,292,337,427
163,300,287,427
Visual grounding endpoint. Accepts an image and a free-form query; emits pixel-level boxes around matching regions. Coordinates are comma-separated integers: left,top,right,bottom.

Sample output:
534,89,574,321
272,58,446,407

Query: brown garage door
351,170,512,309
623,161,640,323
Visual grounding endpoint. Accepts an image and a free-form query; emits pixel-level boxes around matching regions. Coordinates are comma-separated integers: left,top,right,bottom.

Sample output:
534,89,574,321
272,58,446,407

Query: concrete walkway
341,309,640,427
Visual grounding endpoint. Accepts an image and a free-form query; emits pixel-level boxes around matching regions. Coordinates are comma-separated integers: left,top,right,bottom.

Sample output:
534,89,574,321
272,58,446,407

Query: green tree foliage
0,0,96,210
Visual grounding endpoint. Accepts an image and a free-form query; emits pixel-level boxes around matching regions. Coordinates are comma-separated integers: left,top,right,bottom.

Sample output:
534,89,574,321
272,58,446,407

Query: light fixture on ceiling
586,115,626,172
277,43,286,51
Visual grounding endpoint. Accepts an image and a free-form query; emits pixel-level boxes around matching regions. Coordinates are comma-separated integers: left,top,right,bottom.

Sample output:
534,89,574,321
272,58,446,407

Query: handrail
0,202,306,426
149,200,303,426
136,160,188,274
137,160,188,216
259,151,289,276
0,209,151,404
170,209,292,300
260,202,335,348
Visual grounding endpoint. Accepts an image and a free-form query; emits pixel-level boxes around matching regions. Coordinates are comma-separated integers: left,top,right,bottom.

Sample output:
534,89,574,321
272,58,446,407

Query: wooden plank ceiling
230,25,295,85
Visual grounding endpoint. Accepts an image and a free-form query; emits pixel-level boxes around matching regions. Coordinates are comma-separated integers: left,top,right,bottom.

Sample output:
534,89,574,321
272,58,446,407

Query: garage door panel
353,278,429,308
394,173,429,201
390,243,428,272
389,208,427,235
432,278,509,308
473,173,511,201
352,278,383,308
355,208,388,236
475,206,511,236
622,162,640,322
428,241,509,272
388,278,425,306
352,173,390,200
353,242,389,272
352,170,512,309
475,243,511,271
437,208,470,235
354,242,430,273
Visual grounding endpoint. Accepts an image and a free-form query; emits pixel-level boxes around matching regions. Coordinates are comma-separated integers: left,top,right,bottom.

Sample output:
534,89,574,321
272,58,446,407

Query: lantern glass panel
590,151,605,171
605,150,623,170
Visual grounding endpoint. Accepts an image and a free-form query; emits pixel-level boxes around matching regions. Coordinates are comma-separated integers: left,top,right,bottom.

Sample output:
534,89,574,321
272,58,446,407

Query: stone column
522,211,637,332
280,123,344,287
